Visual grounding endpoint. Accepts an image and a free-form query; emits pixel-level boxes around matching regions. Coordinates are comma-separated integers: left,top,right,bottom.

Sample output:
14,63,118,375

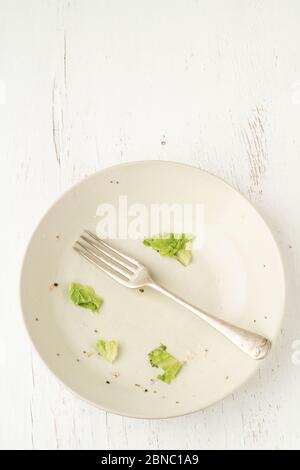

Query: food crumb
35,317,39,322
139,288,144,293
55,234,60,239
56,353,60,357
94,329,98,333
49,283,59,290
83,351,86,354
183,350,196,363
176,401,180,404
76,359,80,362
86,352,93,358
226,375,229,380
112,372,120,379
134,384,141,388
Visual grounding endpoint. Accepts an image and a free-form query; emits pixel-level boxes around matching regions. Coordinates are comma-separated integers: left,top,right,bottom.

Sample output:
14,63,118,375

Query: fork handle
147,282,271,360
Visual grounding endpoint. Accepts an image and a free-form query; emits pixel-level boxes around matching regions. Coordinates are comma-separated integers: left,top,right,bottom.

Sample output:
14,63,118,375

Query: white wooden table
1,0,299,450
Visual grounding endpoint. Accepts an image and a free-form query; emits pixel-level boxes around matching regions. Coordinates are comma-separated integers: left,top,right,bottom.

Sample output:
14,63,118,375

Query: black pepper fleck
56,353,60,357
139,288,144,293
106,380,110,384
144,389,148,392
54,283,58,287
35,317,39,322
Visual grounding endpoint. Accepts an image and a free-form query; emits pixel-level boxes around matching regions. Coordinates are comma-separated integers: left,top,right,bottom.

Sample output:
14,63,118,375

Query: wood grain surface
0,0,299,449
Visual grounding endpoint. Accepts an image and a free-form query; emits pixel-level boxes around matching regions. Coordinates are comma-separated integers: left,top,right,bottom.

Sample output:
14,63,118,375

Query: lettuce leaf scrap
68,282,103,313
96,339,119,363
143,233,192,266
148,343,183,384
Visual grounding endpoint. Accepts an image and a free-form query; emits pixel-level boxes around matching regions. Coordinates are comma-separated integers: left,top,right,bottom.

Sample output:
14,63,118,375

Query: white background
1,0,300,450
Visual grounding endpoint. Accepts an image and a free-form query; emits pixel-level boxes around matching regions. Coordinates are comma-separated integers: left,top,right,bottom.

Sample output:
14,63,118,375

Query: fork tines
73,231,138,283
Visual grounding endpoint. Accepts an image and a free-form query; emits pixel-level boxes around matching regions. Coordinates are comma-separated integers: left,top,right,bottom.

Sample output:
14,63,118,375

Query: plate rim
19,160,286,419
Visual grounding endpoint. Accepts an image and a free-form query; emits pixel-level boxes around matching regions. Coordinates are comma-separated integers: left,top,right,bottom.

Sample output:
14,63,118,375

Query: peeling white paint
0,0,299,450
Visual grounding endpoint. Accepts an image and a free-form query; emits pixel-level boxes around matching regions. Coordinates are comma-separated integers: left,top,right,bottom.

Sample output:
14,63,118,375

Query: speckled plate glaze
20,161,285,418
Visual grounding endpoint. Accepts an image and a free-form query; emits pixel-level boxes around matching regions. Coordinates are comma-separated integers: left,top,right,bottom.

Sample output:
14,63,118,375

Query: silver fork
74,231,271,360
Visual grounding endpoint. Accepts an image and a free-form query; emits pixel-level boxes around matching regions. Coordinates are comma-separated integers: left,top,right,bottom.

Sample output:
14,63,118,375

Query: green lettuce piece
143,233,192,266
176,249,192,267
68,282,103,313
148,343,183,384
96,339,119,363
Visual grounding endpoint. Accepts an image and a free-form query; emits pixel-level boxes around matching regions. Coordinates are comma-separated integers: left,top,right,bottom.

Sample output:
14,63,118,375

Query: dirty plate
20,161,285,418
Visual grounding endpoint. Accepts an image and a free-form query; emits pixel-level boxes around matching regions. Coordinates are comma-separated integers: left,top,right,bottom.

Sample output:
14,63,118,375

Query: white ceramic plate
20,161,285,418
